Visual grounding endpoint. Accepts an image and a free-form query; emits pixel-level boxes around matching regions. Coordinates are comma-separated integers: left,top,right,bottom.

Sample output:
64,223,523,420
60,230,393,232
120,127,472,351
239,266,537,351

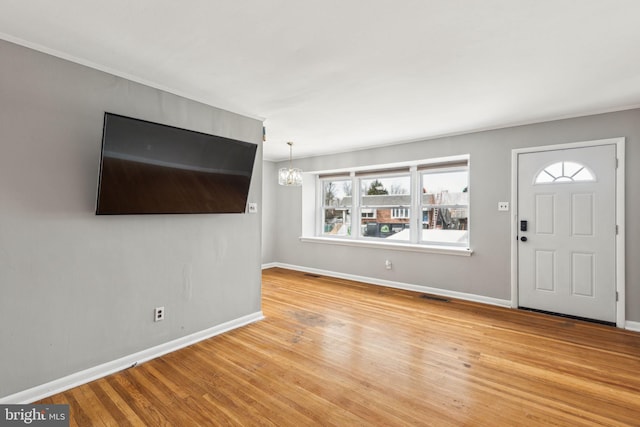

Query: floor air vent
420,294,450,303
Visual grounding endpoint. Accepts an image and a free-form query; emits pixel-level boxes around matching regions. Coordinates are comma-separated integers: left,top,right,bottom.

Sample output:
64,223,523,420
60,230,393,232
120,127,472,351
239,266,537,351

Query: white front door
517,144,617,323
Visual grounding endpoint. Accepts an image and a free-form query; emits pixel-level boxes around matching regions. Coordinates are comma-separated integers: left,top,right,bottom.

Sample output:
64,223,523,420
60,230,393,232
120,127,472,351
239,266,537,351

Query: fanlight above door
534,161,595,184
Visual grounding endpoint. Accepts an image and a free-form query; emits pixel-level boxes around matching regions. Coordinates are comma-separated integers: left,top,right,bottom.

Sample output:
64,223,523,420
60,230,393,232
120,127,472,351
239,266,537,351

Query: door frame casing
510,138,626,328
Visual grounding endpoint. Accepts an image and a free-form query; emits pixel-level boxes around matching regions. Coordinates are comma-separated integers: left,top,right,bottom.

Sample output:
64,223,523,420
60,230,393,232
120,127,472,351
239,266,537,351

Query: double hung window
317,156,469,248
420,166,469,246
359,174,411,242
321,178,352,237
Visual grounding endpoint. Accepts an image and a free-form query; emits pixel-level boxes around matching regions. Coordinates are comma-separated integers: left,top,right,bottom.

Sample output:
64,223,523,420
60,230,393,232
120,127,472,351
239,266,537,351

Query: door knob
520,236,528,242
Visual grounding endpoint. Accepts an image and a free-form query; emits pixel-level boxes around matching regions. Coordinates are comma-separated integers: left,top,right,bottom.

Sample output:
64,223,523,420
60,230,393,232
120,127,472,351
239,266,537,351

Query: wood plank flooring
39,267,640,426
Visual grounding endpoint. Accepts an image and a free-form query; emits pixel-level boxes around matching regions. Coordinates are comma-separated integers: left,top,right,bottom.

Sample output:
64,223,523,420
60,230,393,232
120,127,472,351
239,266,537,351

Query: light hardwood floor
40,267,640,426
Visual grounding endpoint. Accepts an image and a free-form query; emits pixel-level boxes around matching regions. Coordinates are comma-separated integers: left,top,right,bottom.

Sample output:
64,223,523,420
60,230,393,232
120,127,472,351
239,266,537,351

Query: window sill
299,236,473,256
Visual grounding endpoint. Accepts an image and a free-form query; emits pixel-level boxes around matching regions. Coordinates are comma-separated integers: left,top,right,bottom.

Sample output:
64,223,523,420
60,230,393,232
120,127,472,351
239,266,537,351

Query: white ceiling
1,0,639,161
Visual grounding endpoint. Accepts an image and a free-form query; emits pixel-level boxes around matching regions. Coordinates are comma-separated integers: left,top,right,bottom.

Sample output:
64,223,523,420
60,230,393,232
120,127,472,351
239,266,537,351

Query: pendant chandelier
278,141,303,186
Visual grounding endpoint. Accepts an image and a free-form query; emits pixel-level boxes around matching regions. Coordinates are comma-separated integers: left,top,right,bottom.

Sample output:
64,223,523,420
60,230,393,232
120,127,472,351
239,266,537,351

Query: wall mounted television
96,113,257,215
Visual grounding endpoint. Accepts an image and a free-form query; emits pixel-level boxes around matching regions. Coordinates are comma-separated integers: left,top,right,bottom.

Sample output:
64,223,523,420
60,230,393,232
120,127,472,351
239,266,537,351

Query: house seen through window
318,157,469,247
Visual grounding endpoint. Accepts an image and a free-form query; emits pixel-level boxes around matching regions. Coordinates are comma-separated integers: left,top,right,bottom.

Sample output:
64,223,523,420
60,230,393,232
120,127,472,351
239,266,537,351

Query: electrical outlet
154,306,165,322
498,202,510,211
248,202,258,213
385,259,392,270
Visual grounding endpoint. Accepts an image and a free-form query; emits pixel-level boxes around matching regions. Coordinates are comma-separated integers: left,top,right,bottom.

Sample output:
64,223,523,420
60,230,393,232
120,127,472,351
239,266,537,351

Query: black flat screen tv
96,113,257,215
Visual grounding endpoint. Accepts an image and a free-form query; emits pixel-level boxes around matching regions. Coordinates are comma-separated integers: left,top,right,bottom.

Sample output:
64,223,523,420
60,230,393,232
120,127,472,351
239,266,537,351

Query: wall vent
419,294,450,303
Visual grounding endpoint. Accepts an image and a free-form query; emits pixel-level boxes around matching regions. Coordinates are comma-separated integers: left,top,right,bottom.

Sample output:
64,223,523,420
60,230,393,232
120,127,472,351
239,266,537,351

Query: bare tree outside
324,181,337,205
342,181,352,197
389,183,407,194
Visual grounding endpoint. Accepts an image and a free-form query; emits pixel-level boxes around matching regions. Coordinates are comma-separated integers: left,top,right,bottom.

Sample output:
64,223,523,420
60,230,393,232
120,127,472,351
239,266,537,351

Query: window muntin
421,170,469,246
535,161,595,184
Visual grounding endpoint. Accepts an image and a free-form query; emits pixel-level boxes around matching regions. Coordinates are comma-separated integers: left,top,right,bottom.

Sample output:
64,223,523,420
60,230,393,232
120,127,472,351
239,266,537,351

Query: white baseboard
0,311,264,404
273,263,512,308
261,262,278,270
626,320,640,332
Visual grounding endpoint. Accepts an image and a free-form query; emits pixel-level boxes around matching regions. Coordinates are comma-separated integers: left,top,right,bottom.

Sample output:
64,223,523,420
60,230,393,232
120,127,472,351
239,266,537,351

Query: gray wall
269,109,640,321
0,40,263,398
261,161,277,265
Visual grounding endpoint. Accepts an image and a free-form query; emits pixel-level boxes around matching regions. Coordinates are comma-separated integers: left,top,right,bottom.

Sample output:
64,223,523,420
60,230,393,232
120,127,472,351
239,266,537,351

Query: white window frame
319,177,352,237
358,171,412,242
420,166,469,247
303,155,472,256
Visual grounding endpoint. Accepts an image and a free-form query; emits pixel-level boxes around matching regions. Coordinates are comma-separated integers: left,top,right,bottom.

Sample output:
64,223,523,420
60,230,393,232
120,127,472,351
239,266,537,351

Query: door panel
572,193,594,236
535,195,555,234
571,252,594,297
535,250,555,291
518,145,616,322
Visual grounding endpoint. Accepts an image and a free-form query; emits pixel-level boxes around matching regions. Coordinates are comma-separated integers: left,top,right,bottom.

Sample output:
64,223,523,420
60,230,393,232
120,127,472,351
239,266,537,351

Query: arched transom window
535,161,595,184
